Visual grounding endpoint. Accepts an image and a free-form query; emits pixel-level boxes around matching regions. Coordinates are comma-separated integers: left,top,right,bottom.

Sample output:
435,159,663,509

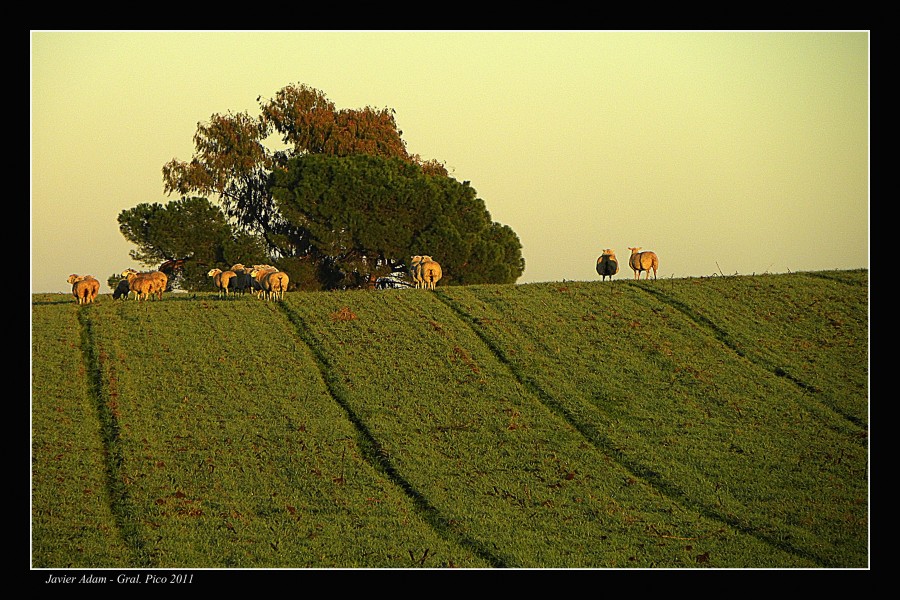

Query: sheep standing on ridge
249,265,278,299
208,268,237,299
145,270,168,300
410,256,425,289
228,264,257,295
112,278,132,300
84,275,100,303
67,274,100,304
420,256,442,290
251,267,289,301
596,249,619,281
628,247,659,280
266,270,290,301
69,277,91,304
121,269,161,301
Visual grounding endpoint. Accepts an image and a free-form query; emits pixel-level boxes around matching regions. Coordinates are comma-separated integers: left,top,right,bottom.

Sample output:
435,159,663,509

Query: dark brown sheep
596,249,619,281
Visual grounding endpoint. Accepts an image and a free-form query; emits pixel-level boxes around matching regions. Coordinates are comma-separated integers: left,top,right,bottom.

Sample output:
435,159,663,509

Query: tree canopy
271,153,524,287
154,83,523,290
117,196,267,291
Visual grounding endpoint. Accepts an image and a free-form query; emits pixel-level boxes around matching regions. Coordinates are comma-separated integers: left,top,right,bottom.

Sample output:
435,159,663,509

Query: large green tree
270,153,524,288
161,82,523,289
117,196,268,291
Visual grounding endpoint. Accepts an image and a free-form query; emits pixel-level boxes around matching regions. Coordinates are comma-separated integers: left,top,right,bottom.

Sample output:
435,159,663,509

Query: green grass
31,270,869,568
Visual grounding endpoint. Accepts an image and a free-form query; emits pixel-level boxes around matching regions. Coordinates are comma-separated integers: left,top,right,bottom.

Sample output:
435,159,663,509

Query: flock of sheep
207,264,289,301
66,248,656,304
68,263,290,304
596,247,659,281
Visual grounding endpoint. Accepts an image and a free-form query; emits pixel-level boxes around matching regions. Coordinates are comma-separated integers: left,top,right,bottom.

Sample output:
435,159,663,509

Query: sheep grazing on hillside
83,276,100,303
112,277,132,300
121,269,161,301
147,270,168,299
249,265,278,299
267,271,290,301
410,255,425,289
251,267,289,301
627,247,659,280
228,264,256,295
596,249,619,281
120,268,167,300
70,278,92,304
420,256,443,290
208,268,237,298
67,274,100,304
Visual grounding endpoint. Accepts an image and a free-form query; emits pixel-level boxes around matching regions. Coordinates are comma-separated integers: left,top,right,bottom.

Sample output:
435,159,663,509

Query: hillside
31,270,869,568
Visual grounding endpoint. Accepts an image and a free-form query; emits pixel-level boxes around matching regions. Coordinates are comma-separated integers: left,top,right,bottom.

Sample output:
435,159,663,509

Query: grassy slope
31,304,132,567
31,270,868,568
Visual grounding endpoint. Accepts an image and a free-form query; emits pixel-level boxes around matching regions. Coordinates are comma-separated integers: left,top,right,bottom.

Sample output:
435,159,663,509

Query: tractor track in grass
632,282,868,435
273,300,508,568
76,308,151,567
433,287,836,568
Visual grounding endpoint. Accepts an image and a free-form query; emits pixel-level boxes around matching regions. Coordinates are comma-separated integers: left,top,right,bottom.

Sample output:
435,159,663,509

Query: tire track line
76,308,151,567
274,300,507,568
633,283,867,434
434,289,833,568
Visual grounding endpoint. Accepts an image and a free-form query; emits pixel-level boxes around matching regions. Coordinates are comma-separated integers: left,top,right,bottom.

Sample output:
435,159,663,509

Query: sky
31,31,869,294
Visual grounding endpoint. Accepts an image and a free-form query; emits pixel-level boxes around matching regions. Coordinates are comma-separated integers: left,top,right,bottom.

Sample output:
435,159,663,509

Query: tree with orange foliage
160,83,522,290
163,84,447,259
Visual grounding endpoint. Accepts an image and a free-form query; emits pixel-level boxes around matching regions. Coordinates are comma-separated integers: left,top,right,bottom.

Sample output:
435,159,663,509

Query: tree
161,82,521,289
271,154,524,288
162,84,444,257
117,196,268,291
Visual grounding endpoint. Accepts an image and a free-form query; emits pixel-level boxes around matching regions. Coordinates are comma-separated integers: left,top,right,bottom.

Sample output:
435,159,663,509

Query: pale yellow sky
31,31,869,293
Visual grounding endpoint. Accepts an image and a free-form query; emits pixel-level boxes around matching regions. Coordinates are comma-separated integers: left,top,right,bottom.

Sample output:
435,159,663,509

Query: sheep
207,268,237,298
71,279,93,304
67,274,99,304
120,269,159,301
596,249,619,281
249,266,278,299
420,256,442,290
131,270,167,300
120,269,145,300
228,264,256,295
148,270,168,299
84,276,100,303
410,255,425,289
251,267,289,301
628,247,659,280
266,270,290,301
112,278,132,300
120,268,167,300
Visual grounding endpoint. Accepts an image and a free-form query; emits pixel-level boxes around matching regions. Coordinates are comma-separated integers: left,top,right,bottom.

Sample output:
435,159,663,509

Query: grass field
31,270,869,568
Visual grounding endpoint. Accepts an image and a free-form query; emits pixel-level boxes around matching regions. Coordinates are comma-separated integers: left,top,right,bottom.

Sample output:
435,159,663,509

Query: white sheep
121,269,158,301
67,274,100,304
249,266,278,299
121,268,167,300
420,256,442,290
251,267,289,301
149,271,168,299
627,247,659,280
207,268,237,298
410,255,425,289
266,271,290,301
